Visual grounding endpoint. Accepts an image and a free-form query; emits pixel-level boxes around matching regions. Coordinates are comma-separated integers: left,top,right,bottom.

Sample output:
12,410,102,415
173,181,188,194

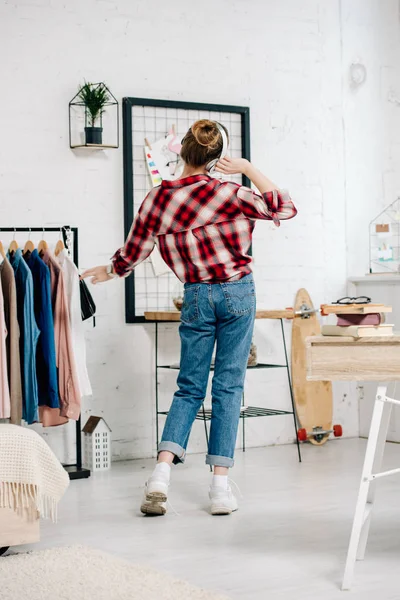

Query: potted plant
78,82,110,145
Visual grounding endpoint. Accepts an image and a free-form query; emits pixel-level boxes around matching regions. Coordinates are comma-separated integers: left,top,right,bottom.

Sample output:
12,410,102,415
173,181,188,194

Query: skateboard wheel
333,424,343,438
297,428,307,442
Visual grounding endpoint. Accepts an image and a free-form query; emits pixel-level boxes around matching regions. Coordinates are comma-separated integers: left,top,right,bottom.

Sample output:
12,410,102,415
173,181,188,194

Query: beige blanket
0,424,69,522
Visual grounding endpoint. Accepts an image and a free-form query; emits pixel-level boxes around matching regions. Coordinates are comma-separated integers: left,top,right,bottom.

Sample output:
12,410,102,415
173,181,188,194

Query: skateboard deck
291,289,334,445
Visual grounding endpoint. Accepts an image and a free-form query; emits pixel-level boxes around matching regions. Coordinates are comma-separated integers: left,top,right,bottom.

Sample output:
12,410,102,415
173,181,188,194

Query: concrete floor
21,439,400,599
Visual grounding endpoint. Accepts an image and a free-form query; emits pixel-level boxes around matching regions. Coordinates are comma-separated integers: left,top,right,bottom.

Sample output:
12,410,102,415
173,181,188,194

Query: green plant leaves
78,82,110,127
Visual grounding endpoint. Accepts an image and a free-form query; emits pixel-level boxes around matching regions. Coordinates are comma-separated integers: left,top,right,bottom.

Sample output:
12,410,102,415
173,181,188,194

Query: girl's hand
215,156,250,176
81,265,112,284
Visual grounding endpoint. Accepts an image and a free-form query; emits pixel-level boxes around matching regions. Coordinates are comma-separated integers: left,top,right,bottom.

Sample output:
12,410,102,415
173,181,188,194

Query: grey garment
0,258,22,424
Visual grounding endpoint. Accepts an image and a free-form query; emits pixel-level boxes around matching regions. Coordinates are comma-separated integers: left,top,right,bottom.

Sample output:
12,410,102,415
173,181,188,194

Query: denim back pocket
221,279,256,315
181,285,201,323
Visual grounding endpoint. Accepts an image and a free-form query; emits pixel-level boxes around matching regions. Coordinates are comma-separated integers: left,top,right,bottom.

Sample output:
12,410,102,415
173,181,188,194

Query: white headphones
205,122,228,173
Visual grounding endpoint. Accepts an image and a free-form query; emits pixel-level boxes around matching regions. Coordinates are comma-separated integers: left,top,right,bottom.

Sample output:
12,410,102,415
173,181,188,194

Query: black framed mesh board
122,97,251,323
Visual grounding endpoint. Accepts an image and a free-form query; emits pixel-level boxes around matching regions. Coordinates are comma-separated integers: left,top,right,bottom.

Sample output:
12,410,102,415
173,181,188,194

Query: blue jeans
159,274,256,468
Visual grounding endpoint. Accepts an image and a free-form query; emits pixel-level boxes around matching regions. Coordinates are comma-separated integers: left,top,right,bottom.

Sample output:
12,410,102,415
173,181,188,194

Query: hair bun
191,119,220,150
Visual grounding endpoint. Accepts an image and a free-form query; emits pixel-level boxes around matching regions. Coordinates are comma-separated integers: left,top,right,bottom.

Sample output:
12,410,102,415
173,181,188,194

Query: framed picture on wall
122,97,251,323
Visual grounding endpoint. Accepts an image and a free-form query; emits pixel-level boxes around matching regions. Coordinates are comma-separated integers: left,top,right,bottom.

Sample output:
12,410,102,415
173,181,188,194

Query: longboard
291,289,342,445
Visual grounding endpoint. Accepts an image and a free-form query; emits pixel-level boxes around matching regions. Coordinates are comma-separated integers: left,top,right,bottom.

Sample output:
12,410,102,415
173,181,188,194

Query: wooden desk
306,335,400,382
144,309,295,321
307,335,400,590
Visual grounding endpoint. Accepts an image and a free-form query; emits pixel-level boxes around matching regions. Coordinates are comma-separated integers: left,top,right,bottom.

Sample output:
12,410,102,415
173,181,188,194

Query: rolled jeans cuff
158,441,186,464
206,454,234,468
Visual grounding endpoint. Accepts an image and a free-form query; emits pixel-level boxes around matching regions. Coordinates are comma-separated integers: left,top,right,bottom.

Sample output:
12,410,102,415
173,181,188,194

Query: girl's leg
142,310,215,516
214,466,228,475
158,285,216,464
157,451,175,465
158,320,215,462
207,278,255,515
141,284,216,516
206,276,255,474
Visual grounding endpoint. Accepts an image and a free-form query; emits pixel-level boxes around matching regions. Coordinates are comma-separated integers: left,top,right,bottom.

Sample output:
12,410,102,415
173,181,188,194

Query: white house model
82,416,112,471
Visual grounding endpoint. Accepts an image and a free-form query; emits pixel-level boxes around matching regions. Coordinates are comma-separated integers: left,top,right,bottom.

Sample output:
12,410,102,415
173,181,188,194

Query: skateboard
291,288,343,445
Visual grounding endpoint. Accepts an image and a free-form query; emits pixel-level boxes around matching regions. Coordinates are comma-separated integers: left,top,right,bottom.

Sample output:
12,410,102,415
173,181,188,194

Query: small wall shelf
70,144,119,149
69,82,119,149
369,198,400,274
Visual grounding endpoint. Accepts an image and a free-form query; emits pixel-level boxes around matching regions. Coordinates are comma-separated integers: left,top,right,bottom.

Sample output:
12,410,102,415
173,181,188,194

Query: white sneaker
209,484,238,515
140,478,169,516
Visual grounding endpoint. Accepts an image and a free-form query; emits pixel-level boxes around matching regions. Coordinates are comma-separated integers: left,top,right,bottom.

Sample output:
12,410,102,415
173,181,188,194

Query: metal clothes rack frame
0,226,90,481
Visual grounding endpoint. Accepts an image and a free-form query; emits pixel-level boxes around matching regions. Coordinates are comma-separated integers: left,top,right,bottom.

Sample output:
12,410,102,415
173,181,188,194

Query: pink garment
56,249,92,397
39,251,80,427
0,277,11,418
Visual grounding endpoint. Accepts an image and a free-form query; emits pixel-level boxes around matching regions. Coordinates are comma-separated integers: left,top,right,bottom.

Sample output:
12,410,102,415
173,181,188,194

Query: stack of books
320,303,393,338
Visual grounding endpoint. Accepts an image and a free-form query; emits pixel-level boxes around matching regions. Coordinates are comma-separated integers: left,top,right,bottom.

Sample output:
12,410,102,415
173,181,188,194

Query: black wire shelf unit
153,318,301,462
0,226,90,481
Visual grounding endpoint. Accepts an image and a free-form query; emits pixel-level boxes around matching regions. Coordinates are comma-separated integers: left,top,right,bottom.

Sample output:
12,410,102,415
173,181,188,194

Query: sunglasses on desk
332,296,371,305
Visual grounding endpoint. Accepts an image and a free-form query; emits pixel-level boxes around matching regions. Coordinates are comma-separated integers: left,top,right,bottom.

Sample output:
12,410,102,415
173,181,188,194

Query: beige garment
0,258,22,424
39,251,80,427
0,278,10,419
57,249,92,397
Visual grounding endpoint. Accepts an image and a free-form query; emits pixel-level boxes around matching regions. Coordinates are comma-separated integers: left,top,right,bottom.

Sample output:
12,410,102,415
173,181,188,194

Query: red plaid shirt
112,175,297,282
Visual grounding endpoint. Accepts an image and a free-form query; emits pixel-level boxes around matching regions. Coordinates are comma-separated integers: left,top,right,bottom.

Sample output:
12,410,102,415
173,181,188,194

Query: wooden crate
306,335,400,382
0,507,40,547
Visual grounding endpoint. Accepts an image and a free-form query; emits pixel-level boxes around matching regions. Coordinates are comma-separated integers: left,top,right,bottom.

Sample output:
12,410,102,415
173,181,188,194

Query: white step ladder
342,385,399,590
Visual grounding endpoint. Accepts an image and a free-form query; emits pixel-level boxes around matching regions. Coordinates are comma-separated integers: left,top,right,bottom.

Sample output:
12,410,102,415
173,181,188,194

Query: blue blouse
8,249,40,424
24,250,59,409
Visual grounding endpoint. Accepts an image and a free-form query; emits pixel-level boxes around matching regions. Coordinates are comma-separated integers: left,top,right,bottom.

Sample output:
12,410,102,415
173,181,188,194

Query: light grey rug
0,545,229,600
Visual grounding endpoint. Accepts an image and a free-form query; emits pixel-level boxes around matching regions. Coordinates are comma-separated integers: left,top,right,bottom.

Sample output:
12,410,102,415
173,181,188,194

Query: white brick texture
1,0,397,462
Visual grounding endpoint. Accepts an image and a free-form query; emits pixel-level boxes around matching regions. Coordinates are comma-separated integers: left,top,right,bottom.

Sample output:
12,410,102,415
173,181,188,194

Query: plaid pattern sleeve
236,186,297,228
110,175,297,283
111,191,157,277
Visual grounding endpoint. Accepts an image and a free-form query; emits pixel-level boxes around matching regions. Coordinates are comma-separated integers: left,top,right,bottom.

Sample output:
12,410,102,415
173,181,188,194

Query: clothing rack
0,226,90,481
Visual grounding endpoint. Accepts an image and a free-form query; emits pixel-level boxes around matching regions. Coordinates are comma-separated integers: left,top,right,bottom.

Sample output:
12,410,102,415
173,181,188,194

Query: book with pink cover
337,313,385,326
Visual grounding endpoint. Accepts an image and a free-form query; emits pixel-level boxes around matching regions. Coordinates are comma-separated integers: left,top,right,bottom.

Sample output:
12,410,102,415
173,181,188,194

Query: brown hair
180,119,229,168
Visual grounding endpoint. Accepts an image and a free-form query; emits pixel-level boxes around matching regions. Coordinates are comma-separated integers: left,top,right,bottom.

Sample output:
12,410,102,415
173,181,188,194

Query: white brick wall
1,0,397,463
341,0,400,277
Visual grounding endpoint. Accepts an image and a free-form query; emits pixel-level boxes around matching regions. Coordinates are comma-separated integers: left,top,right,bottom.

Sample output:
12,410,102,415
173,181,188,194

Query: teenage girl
83,119,297,516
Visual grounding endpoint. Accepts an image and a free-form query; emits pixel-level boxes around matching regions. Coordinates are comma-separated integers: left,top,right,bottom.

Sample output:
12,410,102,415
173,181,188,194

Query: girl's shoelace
166,497,180,516
228,478,243,499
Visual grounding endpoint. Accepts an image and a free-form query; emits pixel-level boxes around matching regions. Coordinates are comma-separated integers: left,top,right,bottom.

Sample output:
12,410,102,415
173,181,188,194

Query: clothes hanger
54,227,65,257
9,229,18,254
23,228,35,255
38,228,48,254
